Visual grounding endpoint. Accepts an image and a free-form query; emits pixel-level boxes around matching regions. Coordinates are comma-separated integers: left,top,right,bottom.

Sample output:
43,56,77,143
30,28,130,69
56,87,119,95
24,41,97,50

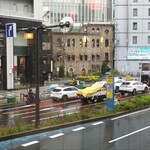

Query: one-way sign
5,23,17,37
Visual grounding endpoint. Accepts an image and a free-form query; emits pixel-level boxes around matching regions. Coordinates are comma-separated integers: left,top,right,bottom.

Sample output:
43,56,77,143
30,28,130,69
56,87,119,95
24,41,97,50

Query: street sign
106,75,114,112
5,23,17,37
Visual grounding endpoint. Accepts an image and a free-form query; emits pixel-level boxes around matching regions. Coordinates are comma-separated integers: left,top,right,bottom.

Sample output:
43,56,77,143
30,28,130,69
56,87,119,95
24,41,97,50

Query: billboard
128,47,150,59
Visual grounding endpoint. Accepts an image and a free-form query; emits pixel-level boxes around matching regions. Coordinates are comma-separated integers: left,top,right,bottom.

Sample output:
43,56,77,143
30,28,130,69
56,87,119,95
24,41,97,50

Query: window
72,39,75,47
133,36,137,44
84,55,88,61
79,39,83,47
67,39,70,47
148,8,150,16
96,39,99,47
148,22,150,30
92,28,95,32
148,36,150,44
72,55,75,61
105,53,109,61
105,39,109,47
92,39,95,47
57,38,61,47
80,55,83,61
67,55,71,61
92,55,95,61
133,8,138,16
133,22,137,30
133,0,138,2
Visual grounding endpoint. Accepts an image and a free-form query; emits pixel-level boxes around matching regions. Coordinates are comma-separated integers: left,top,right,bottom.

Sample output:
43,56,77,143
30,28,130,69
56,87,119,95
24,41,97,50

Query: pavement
0,85,52,105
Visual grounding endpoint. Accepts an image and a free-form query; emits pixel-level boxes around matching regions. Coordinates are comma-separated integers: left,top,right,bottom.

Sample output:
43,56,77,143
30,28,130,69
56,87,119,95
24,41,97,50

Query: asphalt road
1,107,150,150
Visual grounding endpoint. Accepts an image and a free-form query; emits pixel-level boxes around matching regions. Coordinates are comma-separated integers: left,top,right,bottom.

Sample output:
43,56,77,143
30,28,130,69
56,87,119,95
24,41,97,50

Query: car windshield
122,82,131,85
53,89,62,92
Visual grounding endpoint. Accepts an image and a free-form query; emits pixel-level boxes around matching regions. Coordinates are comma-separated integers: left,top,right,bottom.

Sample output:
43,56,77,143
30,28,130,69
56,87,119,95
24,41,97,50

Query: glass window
133,8,138,16
133,36,137,44
148,8,150,16
133,22,137,30
67,39,70,47
92,39,95,47
133,0,138,2
72,39,75,47
105,39,109,47
148,22,150,30
148,36,150,44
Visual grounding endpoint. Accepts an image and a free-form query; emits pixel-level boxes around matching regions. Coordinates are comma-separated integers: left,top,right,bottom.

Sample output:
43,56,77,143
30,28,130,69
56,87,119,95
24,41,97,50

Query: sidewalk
0,85,51,105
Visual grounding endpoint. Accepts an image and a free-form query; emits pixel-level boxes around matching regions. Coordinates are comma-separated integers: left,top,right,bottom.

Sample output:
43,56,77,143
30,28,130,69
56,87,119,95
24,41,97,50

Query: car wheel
62,95,68,101
132,89,136,95
91,96,98,103
115,86,119,93
143,87,148,93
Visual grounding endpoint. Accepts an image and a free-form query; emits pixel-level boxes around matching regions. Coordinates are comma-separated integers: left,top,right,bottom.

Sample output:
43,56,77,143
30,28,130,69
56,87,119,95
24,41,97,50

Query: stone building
51,23,113,76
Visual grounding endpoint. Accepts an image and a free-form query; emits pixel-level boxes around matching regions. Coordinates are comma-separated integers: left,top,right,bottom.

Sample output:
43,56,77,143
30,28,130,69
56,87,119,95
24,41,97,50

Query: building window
92,28,95,33
72,39,75,47
148,8,150,16
92,39,95,47
133,36,137,44
96,39,99,47
133,22,137,30
80,55,83,61
148,22,150,30
133,8,138,16
105,53,109,61
57,38,61,47
105,39,109,47
72,55,75,61
67,55,71,61
133,0,138,2
79,39,83,47
92,55,95,61
96,28,99,33
148,36,150,44
84,55,88,61
67,39,70,47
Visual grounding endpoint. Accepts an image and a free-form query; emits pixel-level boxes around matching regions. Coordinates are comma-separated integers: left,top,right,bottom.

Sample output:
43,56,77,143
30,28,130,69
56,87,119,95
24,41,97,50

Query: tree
58,65,64,77
101,61,110,75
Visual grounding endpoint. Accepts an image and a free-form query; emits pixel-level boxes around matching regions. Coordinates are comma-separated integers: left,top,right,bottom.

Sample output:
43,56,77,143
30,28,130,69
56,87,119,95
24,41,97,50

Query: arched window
105,39,109,47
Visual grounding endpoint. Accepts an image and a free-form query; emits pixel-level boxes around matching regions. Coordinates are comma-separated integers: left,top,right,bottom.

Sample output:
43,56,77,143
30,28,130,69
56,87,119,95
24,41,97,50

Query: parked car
119,81,149,95
114,78,125,93
50,86,79,101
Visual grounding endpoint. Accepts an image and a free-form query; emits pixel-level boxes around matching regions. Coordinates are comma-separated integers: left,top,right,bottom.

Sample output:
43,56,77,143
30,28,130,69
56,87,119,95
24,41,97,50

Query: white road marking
49,133,64,138
22,140,39,147
109,126,150,143
72,127,85,131
0,105,32,112
92,121,104,126
111,107,150,120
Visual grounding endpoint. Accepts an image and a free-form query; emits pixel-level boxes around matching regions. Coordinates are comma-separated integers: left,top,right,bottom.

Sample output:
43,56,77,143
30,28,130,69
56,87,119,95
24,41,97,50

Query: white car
119,81,149,95
50,86,79,101
114,78,125,93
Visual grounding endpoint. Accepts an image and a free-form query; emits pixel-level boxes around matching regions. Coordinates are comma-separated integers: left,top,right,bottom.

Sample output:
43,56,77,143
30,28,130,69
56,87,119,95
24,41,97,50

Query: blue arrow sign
5,23,17,37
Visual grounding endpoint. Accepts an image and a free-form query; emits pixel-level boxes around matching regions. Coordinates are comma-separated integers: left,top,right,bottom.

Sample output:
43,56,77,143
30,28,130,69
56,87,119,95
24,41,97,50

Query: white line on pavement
49,133,64,138
92,121,104,126
111,107,150,120
109,126,150,143
72,127,85,131
22,140,39,147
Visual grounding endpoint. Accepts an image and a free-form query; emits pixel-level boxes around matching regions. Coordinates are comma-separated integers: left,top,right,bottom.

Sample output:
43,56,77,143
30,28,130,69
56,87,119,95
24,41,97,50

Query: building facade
114,0,150,76
43,0,113,25
0,0,43,89
51,23,113,77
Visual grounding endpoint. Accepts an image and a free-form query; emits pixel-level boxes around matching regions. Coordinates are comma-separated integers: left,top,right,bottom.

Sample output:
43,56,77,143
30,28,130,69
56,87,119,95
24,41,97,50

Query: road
1,106,150,150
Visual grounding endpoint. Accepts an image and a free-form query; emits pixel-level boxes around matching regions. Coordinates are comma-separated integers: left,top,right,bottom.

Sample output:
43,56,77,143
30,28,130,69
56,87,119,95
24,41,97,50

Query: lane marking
49,133,64,138
0,105,32,112
111,107,150,120
109,126,150,143
72,127,85,131
22,140,39,147
92,121,104,126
